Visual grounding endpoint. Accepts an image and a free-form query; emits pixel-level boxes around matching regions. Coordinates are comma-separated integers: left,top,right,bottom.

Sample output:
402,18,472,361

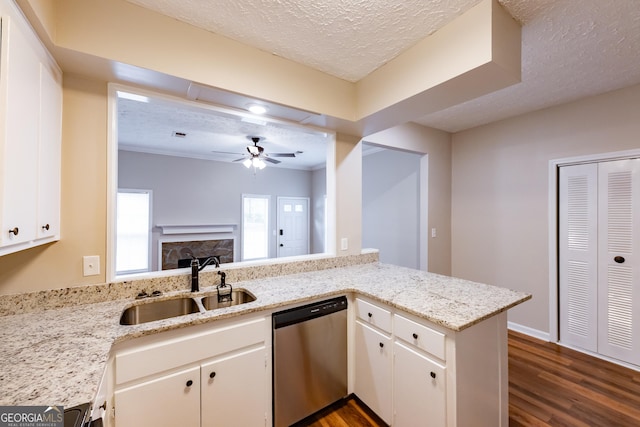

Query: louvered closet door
559,163,598,352
597,159,640,365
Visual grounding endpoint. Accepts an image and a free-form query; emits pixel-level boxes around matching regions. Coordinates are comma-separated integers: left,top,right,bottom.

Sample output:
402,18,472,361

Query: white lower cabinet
201,346,267,427
353,296,509,427
112,315,268,427
354,320,392,424
114,366,201,427
393,342,446,427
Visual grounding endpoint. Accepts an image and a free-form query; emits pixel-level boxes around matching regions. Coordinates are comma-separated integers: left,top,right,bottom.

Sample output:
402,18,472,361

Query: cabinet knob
614,256,625,264
8,227,19,236
379,342,384,348
209,371,216,379
186,380,193,387
42,224,50,231
412,333,419,339
430,371,436,379
368,312,373,318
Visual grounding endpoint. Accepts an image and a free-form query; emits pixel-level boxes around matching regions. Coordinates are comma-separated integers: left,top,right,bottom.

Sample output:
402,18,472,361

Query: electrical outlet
83,255,100,277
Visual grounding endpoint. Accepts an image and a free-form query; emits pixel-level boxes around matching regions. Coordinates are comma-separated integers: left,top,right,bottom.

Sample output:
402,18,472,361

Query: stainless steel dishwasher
273,296,348,427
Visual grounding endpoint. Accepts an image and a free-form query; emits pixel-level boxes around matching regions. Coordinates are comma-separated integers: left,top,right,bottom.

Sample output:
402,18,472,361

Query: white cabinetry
114,366,201,427
354,321,392,424
112,315,269,427
393,336,446,427
0,0,62,256
352,296,509,427
201,346,266,427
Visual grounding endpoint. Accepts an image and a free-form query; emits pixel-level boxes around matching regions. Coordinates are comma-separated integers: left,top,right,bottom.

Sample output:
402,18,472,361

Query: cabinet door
393,342,446,427
36,61,62,240
114,366,200,427
0,14,40,246
354,321,392,424
201,346,267,427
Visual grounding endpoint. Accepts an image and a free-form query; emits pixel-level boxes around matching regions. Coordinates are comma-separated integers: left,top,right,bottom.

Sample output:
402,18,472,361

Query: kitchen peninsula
0,253,530,426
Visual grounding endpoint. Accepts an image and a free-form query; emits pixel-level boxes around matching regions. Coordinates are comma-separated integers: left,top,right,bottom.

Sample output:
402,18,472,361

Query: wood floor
297,330,640,427
509,330,640,426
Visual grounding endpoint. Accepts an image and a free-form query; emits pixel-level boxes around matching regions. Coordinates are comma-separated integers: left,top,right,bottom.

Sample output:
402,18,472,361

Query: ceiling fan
212,136,301,169
239,136,299,163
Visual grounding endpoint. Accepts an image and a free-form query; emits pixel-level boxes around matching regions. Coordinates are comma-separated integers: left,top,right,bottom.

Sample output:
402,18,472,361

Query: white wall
362,148,421,268
363,123,452,275
118,150,322,269
451,83,640,335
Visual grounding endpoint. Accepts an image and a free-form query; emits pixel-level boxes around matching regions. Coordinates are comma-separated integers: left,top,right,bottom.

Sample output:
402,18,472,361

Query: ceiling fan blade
268,153,296,158
264,157,281,164
232,157,247,162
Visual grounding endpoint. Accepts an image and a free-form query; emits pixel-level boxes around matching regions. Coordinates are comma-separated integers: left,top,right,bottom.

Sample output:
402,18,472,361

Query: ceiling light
253,157,266,170
243,156,266,170
247,103,268,115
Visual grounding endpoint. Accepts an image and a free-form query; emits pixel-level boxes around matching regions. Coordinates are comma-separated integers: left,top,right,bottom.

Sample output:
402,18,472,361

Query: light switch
341,238,348,251
83,255,100,276
431,228,437,238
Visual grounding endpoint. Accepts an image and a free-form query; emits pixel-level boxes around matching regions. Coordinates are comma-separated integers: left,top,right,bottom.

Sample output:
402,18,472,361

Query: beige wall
0,75,108,294
451,83,640,333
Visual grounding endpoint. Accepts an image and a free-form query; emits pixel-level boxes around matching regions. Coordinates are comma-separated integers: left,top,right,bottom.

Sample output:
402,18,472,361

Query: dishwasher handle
273,296,347,329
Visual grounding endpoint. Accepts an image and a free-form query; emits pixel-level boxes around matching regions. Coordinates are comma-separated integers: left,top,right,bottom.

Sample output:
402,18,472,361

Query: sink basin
120,297,201,325
201,289,256,310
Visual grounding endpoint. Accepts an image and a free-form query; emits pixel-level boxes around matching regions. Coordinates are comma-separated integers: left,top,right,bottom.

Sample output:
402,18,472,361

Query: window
242,194,270,260
116,190,151,274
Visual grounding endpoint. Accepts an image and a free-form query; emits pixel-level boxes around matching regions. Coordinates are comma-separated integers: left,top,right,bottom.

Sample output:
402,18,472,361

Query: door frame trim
548,148,640,342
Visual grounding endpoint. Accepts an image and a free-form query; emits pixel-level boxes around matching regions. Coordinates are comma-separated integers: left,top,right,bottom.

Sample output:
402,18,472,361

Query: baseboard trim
507,322,550,342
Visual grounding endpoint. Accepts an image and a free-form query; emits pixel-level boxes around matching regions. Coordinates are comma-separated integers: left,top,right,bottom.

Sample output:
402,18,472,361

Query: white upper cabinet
0,0,62,255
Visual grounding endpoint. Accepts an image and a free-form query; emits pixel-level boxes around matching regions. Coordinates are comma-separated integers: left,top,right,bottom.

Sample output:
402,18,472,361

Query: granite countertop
0,262,530,409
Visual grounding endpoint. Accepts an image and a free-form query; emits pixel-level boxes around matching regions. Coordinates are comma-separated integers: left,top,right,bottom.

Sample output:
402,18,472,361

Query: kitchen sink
119,288,257,325
201,289,256,310
120,297,201,325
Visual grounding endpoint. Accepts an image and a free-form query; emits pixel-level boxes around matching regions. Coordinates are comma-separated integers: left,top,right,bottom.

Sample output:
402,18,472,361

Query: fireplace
161,239,234,270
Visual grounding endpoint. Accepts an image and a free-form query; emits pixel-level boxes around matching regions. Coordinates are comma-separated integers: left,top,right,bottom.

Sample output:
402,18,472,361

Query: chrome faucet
190,256,220,292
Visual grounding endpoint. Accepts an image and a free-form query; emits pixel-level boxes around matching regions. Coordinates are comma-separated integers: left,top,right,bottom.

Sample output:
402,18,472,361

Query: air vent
172,131,187,138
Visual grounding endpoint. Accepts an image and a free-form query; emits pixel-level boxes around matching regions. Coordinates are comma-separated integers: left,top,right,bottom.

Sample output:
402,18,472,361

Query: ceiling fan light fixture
253,157,266,169
246,103,268,115
243,158,253,168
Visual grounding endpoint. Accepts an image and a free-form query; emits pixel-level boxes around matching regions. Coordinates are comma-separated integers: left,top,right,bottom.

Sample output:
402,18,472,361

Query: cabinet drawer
355,298,392,333
395,314,445,360
116,317,265,384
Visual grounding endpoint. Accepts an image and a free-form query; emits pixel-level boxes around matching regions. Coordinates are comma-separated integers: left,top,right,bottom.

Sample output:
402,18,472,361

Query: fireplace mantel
157,224,237,235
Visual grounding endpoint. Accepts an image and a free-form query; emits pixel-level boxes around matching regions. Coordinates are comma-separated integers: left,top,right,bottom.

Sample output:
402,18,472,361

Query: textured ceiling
118,95,331,170
415,0,640,131
120,0,640,161
125,0,484,82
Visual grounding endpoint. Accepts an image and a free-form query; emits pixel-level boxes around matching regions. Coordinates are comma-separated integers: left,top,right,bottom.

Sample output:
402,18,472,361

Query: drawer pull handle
368,312,372,318
42,224,50,231
379,342,384,348
412,333,419,339
9,227,19,236
614,256,625,263
186,380,193,387
209,371,216,379
430,371,436,379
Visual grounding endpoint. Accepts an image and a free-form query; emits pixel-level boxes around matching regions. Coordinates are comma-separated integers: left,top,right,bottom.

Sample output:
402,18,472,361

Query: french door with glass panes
559,158,640,366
